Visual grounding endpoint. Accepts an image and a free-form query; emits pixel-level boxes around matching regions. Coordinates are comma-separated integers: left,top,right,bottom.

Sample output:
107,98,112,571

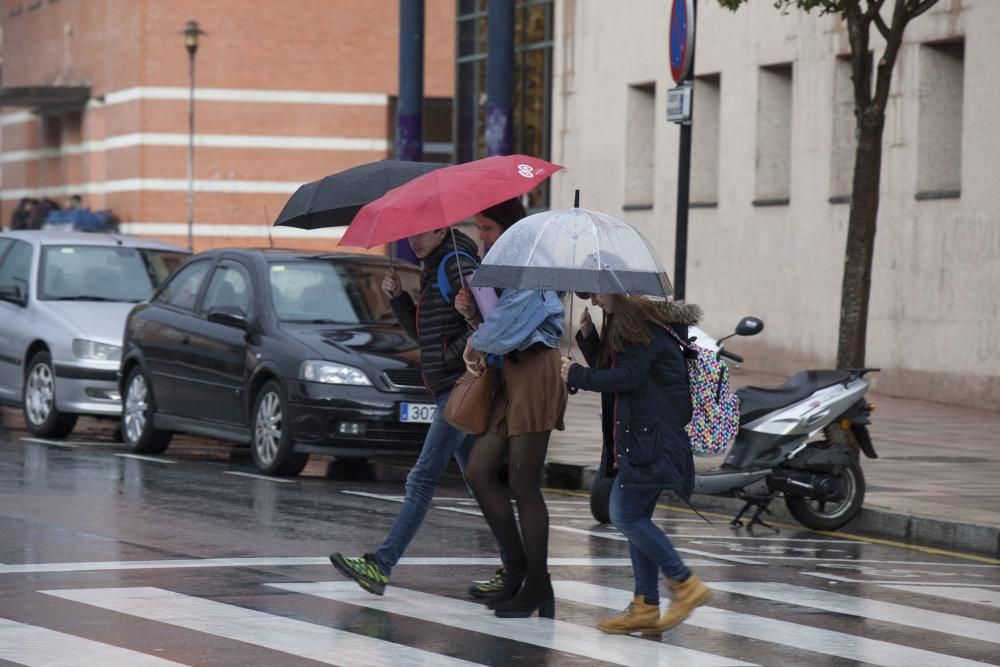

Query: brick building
0,0,455,252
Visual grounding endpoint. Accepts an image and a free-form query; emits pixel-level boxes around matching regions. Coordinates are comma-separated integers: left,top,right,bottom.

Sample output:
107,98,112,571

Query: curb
543,462,1000,560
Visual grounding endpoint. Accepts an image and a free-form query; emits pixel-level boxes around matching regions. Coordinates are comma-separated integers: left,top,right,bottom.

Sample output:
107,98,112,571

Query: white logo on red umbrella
517,164,536,178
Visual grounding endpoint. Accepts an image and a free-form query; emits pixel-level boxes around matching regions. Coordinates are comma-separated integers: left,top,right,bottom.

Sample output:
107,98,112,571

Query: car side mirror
207,307,249,329
735,316,764,337
0,283,26,307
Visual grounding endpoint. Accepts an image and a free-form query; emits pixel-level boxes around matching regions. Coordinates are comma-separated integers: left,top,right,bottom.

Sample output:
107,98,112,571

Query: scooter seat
736,370,853,424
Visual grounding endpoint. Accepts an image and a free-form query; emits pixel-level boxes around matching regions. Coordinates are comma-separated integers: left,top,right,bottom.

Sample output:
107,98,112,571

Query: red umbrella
338,154,563,249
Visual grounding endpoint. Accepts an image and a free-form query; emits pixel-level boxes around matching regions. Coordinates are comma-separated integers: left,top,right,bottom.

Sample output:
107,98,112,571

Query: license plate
399,403,436,423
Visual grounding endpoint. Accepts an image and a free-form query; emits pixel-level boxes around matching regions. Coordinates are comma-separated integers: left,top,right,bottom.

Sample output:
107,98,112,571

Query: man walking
329,226,506,598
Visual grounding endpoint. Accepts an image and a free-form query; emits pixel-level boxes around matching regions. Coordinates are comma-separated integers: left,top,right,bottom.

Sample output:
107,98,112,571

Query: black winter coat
567,306,701,500
390,230,481,395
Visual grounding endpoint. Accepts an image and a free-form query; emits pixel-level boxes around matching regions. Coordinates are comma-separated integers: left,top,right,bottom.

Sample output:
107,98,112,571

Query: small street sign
667,83,692,123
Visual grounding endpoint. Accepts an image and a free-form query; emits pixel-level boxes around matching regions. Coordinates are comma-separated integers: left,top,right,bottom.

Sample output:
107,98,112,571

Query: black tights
465,423,552,577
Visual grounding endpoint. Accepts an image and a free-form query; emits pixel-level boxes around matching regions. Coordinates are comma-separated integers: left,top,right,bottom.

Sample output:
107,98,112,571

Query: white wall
550,0,1000,410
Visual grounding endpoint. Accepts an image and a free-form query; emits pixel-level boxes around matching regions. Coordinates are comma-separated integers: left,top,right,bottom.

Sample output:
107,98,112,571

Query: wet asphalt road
1,425,999,667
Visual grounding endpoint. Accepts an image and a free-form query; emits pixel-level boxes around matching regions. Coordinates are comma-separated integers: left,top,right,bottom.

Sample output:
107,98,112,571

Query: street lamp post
181,20,205,252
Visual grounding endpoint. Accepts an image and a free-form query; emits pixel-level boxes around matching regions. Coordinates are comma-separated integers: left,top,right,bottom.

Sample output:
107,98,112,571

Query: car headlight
72,339,122,362
300,360,372,386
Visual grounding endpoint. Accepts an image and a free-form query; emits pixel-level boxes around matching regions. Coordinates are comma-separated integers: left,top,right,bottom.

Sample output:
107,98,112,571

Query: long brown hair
597,295,681,368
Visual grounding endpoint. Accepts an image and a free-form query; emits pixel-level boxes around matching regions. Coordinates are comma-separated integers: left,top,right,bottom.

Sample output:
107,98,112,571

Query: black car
119,248,434,476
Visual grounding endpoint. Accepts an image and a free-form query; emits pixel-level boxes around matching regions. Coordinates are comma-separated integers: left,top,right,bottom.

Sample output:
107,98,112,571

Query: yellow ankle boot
597,594,661,634
656,575,711,631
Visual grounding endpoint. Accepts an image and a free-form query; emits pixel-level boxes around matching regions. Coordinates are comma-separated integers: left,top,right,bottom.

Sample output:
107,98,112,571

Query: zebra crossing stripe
708,582,1000,645
269,581,755,667
552,581,994,667
0,618,185,666
879,585,1000,609
41,587,478,667
550,525,767,565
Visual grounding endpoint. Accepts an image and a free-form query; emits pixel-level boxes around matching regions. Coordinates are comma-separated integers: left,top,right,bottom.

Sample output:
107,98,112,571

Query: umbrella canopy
338,154,562,249
470,207,673,297
274,160,447,230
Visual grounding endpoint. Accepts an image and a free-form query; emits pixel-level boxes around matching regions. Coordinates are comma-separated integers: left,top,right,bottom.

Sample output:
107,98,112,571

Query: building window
455,0,554,208
830,55,856,203
388,97,454,164
623,83,655,209
754,63,793,206
691,73,720,207
916,40,964,200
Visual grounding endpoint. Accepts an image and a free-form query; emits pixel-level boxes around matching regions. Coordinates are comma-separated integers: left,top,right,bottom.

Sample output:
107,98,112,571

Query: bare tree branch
872,11,890,39
908,0,940,21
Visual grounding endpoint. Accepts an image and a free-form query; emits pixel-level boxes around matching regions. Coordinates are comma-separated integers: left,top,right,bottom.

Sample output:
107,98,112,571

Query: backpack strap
435,250,479,304
662,323,699,358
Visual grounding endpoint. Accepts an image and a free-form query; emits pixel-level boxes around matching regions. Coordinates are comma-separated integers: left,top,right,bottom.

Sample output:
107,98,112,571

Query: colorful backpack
665,326,741,457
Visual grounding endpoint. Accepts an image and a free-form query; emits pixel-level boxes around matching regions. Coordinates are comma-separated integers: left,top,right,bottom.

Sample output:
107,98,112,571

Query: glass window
38,245,188,302
455,0,553,207
0,238,13,260
268,261,419,325
0,240,32,291
157,260,212,311
201,261,252,316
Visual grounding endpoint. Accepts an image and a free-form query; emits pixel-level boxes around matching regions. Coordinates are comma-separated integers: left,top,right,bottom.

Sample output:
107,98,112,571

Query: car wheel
122,366,172,454
251,380,308,477
23,351,77,438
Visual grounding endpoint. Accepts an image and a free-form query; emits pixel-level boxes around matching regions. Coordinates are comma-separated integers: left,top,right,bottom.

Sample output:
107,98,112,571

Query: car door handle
181,335,190,345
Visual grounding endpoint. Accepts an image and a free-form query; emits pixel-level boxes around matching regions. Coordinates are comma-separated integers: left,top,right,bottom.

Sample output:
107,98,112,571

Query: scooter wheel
589,474,614,524
785,458,865,531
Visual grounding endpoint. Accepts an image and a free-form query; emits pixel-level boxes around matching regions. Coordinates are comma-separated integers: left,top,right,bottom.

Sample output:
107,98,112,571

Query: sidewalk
545,368,1000,558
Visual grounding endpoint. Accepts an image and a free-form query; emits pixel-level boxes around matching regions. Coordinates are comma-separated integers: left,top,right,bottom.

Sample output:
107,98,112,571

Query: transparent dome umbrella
470,206,673,365
470,207,672,297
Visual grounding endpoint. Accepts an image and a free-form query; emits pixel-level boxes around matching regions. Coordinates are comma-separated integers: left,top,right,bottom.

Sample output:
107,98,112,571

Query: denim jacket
471,289,564,355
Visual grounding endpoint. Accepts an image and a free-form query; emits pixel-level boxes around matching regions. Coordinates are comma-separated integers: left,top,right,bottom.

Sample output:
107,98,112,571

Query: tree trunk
836,109,885,369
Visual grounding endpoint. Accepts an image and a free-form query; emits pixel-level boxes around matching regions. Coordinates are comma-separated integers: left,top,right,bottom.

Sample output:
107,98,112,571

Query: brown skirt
488,345,568,436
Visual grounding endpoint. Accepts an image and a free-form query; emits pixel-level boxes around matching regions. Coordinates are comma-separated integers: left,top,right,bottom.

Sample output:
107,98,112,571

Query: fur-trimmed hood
660,300,703,325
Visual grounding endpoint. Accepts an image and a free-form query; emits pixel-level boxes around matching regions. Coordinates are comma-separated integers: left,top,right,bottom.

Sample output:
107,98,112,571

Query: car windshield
269,260,420,324
40,245,188,302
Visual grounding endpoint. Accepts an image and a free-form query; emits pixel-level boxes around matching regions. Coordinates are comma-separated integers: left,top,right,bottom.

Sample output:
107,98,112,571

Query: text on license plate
399,403,436,423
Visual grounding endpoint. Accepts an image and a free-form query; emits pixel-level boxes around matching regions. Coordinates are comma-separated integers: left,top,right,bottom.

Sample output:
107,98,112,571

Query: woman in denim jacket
455,200,567,619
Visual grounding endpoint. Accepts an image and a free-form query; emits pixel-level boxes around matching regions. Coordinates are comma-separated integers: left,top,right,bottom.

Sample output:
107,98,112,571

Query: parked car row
0,231,434,476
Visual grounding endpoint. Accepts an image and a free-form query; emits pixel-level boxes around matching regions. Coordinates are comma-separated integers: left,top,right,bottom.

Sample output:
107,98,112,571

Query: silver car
0,231,188,437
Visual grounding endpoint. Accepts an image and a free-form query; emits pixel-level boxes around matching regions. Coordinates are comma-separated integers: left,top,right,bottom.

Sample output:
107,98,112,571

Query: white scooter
590,317,878,532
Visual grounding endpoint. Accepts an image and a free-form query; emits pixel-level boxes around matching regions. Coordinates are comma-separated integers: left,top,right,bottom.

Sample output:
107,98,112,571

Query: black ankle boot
485,562,525,609
493,573,554,618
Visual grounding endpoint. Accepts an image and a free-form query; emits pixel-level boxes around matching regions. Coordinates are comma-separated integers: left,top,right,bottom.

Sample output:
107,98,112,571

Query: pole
672,1,696,301
395,0,424,264
485,0,514,156
186,49,196,252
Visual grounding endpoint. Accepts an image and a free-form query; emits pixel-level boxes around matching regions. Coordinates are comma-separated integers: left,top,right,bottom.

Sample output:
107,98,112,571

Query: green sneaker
468,568,507,598
329,553,388,596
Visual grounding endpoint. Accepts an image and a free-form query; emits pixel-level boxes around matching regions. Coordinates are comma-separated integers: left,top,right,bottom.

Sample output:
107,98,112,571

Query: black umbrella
274,160,448,230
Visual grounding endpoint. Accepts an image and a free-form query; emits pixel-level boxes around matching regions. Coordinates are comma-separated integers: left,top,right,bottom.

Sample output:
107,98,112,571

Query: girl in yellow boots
561,294,711,634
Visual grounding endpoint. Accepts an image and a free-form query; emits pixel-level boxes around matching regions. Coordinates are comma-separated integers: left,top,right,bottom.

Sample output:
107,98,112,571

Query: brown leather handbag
443,368,495,434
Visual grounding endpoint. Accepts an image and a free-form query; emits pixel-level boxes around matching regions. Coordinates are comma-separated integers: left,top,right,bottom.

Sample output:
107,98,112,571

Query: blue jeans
610,483,691,601
374,390,476,573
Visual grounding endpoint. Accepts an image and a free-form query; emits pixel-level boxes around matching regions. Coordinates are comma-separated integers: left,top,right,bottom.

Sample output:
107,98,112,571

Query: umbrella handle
449,226,466,289
566,293,578,395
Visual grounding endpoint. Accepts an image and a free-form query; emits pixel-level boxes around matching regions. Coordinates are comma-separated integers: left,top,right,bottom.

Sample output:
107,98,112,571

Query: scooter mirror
736,316,764,336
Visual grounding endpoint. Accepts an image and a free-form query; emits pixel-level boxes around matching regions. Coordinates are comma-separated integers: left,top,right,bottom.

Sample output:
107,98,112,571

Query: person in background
561,294,710,635
9,198,35,231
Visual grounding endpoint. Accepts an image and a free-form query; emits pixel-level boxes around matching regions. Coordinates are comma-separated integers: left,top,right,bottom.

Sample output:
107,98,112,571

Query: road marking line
20,438,79,448
269,581,755,667
342,490,403,501
42,587,476,666
116,453,177,464
880,585,1000,609
708,581,1000,645
0,618,185,666
553,581,993,667
223,471,296,483
546,488,1000,565
0,555,682,574
550,525,767,565
804,573,1000,586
